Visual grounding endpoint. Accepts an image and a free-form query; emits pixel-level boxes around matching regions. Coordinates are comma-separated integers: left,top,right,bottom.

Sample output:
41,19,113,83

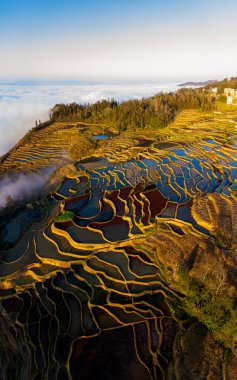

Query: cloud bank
0,81,178,156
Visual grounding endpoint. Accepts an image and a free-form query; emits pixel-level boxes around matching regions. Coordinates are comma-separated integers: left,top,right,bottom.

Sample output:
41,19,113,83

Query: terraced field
0,109,237,379
0,122,116,176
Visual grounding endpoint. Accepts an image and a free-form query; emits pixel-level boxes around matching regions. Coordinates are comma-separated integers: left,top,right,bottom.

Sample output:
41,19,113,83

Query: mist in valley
0,172,51,208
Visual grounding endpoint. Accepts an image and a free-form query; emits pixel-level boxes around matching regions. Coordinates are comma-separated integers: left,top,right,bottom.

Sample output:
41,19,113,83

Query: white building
227,96,233,105
211,87,218,94
224,88,237,97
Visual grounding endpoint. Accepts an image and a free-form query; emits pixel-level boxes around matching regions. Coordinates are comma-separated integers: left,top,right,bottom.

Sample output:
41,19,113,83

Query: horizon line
0,76,226,86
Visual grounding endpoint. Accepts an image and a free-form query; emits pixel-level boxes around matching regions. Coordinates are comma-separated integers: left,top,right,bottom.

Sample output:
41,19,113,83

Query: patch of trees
50,89,216,132
178,269,237,353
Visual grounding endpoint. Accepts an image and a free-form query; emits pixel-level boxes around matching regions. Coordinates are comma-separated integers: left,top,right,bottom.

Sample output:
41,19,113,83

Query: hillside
49,88,216,131
178,79,216,87
0,86,237,379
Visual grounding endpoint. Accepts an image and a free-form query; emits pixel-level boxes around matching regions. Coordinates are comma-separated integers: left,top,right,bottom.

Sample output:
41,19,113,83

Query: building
227,96,233,105
224,88,237,97
211,87,218,94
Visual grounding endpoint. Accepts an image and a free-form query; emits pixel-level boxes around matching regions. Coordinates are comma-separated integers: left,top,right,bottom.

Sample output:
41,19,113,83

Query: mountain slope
0,105,237,379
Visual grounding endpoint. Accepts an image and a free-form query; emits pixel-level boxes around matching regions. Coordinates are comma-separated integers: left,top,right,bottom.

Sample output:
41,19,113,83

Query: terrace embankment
0,122,117,176
0,107,236,379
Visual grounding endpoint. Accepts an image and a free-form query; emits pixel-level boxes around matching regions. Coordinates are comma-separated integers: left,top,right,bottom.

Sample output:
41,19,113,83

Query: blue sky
0,0,236,80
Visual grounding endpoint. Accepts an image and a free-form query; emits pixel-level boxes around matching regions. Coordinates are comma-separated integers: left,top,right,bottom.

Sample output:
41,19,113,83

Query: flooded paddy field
0,109,236,379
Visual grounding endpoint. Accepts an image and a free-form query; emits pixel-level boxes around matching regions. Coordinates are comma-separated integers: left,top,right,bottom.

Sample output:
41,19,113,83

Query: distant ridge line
178,80,217,87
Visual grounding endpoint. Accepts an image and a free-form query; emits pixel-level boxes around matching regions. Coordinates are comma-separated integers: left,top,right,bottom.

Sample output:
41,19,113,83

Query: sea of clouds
0,81,178,156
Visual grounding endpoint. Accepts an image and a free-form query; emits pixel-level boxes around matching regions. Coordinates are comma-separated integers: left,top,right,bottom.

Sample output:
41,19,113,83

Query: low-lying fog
0,81,178,156
0,172,52,209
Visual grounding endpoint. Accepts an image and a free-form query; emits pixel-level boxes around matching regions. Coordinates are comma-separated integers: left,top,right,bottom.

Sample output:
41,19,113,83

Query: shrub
55,211,75,222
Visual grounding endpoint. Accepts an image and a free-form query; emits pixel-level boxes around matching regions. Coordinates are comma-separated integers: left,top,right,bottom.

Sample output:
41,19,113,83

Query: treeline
50,88,216,132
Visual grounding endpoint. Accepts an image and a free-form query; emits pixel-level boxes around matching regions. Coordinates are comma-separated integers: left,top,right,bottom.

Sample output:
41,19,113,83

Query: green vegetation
50,88,216,132
177,270,237,353
55,211,75,222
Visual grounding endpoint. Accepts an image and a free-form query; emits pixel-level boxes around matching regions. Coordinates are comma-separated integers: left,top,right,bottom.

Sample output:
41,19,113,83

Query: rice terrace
0,80,237,379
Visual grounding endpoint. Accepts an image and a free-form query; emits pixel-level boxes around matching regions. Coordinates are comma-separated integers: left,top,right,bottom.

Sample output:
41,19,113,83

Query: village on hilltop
210,83,237,105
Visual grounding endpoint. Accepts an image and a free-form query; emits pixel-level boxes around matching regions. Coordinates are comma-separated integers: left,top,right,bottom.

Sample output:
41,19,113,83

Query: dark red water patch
106,190,126,215
119,186,133,200
144,189,167,218
134,182,146,193
144,183,157,191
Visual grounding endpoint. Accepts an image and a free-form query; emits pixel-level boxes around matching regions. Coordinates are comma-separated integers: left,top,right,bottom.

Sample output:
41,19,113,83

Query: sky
0,0,237,81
